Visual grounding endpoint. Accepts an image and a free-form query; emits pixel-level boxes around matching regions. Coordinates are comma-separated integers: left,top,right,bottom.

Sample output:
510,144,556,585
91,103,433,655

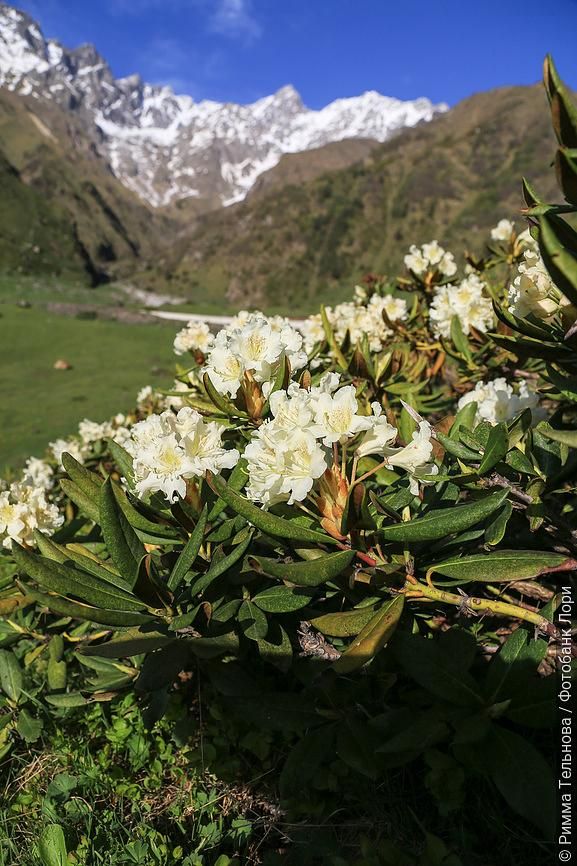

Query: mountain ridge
0,2,447,208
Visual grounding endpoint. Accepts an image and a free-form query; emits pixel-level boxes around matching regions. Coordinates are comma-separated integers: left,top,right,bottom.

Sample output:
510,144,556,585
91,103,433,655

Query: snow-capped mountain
0,3,448,208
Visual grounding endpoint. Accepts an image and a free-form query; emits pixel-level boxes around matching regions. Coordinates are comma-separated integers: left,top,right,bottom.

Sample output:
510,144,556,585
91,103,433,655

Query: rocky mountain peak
0,3,449,207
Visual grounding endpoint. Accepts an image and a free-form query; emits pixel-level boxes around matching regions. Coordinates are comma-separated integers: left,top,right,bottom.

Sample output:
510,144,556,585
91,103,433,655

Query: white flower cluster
404,241,457,278
507,236,570,321
49,415,132,467
173,320,215,356
429,273,494,339
202,312,307,398
490,219,515,243
0,479,63,550
244,374,437,507
125,408,239,501
457,377,541,425
300,294,408,354
23,457,54,490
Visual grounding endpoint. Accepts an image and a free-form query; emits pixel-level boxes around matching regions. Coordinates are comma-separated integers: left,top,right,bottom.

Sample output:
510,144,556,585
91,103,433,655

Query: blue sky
17,0,577,107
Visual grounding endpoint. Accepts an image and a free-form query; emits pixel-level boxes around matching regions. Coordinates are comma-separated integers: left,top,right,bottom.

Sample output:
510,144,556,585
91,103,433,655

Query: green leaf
483,501,513,546
488,726,555,839
333,595,404,673
380,490,509,543
80,628,174,658
540,426,577,448
23,586,154,627
38,824,68,866
256,623,292,672
168,506,208,591
208,460,249,521
34,532,130,593
0,650,23,702
394,633,484,707
106,439,135,485
13,545,145,612
238,600,268,640
100,478,145,587
207,472,337,545
321,304,347,369
203,372,247,417
449,315,473,362
189,528,254,595
47,657,67,691
427,549,575,583
252,585,314,613
280,724,335,799
538,215,577,307
16,709,43,743
449,400,478,438
484,628,529,703
478,423,509,474
59,479,99,523
61,451,102,497
310,604,380,637
45,693,89,708
436,432,480,462
250,549,355,587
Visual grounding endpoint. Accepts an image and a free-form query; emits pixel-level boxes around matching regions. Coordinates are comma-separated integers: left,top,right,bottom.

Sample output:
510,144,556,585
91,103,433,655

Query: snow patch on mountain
0,3,449,207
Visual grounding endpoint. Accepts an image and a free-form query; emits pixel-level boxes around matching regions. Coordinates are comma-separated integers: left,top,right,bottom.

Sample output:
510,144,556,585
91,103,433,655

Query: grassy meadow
0,275,177,471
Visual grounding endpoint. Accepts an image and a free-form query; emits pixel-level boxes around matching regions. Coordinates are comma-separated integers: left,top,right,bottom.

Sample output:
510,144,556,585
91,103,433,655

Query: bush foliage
1,57,576,864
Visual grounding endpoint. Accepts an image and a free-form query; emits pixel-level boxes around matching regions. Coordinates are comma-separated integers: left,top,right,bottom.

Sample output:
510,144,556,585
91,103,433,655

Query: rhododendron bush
1,57,576,846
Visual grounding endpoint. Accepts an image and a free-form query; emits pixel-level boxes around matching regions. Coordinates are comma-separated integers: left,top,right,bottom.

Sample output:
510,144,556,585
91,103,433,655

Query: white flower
429,273,494,339
23,457,53,490
0,482,63,549
382,421,438,494
491,219,515,243
203,337,244,397
312,385,373,446
127,409,239,502
136,385,153,406
78,419,109,445
404,244,428,275
300,313,325,354
245,425,327,507
354,285,368,303
457,378,542,425
405,241,457,277
173,320,214,356
50,438,85,466
355,403,397,459
507,245,569,320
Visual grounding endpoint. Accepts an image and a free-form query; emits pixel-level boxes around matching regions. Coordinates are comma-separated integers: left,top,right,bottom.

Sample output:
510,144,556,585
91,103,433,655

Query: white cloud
209,0,262,41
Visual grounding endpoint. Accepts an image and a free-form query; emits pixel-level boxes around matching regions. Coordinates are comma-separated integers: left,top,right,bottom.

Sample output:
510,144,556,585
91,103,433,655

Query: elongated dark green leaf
449,315,473,362
190,529,254,595
168,506,208,591
540,426,577,448
250,549,355,587
22,586,153,626
207,472,337,545
106,439,135,484
34,532,130,592
427,549,576,583
380,490,509,543
61,452,102,497
321,304,347,369
100,478,144,587
238,600,268,640
80,628,174,658
208,460,249,521
187,631,240,659
45,693,89,708
114,486,180,540
257,623,292,672
333,595,404,673
483,501,513,546
449,400,478,438
484,628,529,703
0,649,23,702
478,423,509,474
538,215,577,307
252,585,314,613
436,432,480,462
12,545,145,612
394,632,483,707
59,479,99,523
488,726,555,839
203,372,247,417
310,604,379,637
